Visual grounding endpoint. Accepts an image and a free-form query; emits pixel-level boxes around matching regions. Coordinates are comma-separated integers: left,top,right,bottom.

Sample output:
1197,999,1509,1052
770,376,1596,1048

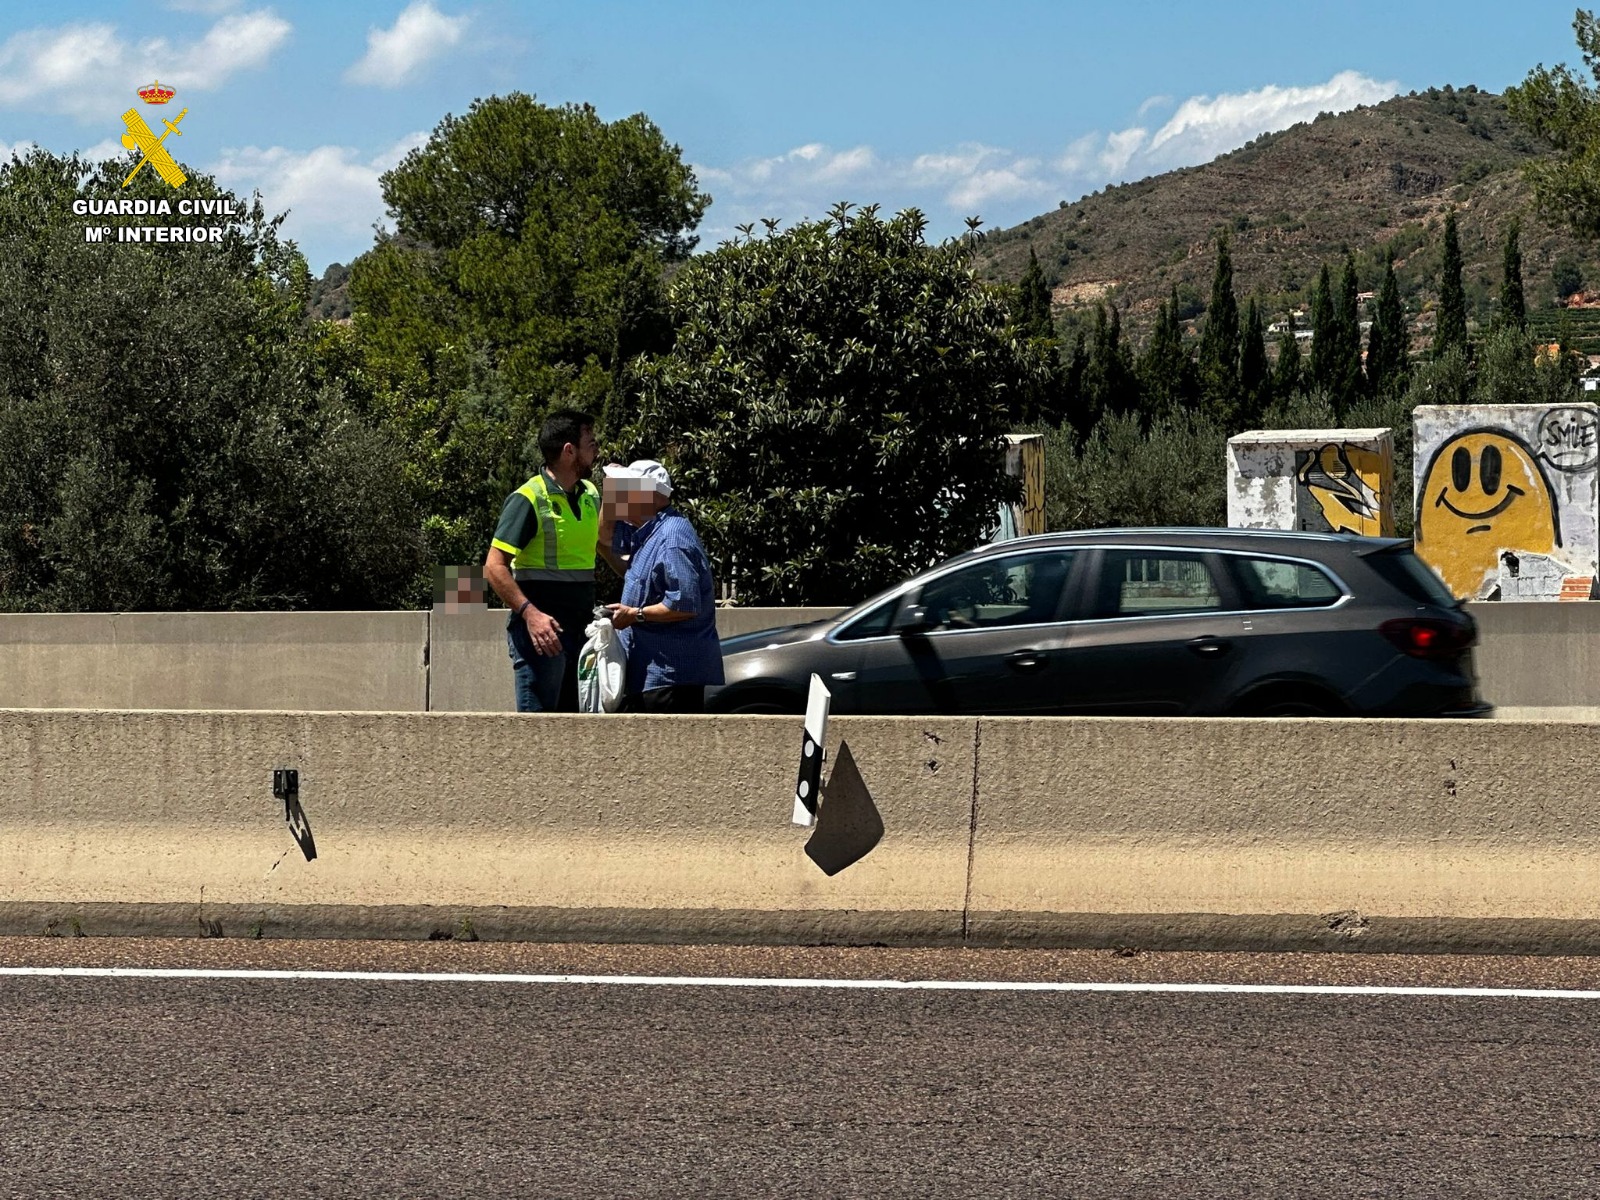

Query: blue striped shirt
618,509,725,693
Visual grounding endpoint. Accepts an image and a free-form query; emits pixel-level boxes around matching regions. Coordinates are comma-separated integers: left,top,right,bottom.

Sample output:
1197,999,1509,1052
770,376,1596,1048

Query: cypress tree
1198,232,1241,422
1018,247,1054,341
1072,307,1113,436
1334,253,1365,412
1367,251,1409,398
1274,310,1303,398
1436,209,1469,358
1498,219,1527,332
1238,298,1272,428
1137,287,1195,420
1097,303,1140,417
1309,262,1337,394
1061,327,1090,435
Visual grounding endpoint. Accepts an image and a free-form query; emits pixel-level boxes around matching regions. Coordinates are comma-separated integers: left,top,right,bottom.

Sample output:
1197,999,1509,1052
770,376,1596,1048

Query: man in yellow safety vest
483,409,625,712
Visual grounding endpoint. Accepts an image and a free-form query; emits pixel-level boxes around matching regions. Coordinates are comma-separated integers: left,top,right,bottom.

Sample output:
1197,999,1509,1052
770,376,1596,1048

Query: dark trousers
621,685,706,713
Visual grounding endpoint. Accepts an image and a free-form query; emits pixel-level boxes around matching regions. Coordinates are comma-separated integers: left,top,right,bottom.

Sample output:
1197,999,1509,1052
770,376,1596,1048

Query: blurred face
615,477,665,523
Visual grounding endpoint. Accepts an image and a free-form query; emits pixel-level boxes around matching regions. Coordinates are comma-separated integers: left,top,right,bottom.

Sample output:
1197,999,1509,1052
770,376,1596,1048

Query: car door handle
1006,650,1046,673
1187,636,1231,657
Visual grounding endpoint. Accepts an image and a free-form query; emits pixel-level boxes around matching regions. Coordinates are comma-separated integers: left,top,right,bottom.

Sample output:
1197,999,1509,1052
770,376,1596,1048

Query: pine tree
1309,262,1337,393
1497,219,1527,332
1273,310,1303,398
1436,209,1469,359
1238,298,1271,428
1198,232,1241,422
1366,250,1409,398
1018,247,1055,341
1333,253,1365,412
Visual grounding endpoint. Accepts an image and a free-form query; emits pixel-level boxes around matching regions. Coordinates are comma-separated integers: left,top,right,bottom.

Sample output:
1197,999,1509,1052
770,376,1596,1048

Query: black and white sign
792,675,831,827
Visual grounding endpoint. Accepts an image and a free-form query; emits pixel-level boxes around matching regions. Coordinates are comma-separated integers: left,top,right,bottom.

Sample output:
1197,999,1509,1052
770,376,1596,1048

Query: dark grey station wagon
707,528,1491,717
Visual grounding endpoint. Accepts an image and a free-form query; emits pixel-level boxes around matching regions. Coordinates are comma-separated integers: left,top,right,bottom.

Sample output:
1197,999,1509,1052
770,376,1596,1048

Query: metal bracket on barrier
273,768,317,862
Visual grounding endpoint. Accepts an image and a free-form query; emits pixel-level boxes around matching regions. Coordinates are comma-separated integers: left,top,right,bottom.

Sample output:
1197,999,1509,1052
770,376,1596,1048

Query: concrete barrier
427,607,846,712
6,709,1600,952
968,717,1600,953
5,601,1585,714
1468,602,1600,708
0,613,427,711
0,710,975,942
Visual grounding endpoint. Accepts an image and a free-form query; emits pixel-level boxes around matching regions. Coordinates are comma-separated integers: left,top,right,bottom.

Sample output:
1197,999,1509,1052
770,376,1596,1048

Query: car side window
833,594,901,641
1096,550,1222,616
1232,556,1344,609
916,550,1075,632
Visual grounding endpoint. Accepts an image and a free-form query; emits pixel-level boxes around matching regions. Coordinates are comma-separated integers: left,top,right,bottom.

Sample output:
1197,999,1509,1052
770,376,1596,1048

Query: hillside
974,86,1600,348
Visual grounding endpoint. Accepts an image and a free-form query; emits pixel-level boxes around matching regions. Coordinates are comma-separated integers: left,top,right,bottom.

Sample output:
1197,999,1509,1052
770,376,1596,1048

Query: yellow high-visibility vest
511,473,599,583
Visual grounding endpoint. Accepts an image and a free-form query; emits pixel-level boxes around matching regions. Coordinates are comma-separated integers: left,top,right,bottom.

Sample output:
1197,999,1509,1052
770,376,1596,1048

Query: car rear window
1231,556,1344,609
1365,546,1460,607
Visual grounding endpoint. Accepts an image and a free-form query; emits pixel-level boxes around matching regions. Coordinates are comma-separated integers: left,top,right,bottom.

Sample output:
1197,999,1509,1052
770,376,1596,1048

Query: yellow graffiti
1295,442,1393,536
1020,437,1045,536
1416,429,1560,599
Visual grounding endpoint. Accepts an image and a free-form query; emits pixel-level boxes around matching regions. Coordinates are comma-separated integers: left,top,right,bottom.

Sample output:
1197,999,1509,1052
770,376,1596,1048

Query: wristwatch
635,606,648,623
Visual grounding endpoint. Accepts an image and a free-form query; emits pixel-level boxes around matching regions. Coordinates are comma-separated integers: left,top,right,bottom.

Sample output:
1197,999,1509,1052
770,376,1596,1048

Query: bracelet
515,600,531,617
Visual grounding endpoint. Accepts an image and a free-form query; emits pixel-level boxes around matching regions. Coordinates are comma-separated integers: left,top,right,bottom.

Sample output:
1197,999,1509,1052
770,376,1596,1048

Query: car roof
954,527,1410,561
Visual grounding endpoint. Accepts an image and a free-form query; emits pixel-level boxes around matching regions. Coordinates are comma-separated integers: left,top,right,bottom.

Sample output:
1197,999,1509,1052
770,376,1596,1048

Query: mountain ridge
973,86,1598,343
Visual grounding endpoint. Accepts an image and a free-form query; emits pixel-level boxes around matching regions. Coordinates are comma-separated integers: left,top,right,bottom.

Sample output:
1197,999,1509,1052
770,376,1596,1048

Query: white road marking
0,966,1597,999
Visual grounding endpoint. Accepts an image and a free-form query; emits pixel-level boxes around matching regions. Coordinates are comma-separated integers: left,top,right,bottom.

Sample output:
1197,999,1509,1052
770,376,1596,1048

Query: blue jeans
506,611,583,713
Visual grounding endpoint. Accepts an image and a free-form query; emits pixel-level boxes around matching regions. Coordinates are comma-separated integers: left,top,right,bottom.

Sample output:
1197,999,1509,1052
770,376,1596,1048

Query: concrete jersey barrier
4,708,1600,953
0,710,974,943
0,612,428,712
967,716,1600,953
1,602,1596,712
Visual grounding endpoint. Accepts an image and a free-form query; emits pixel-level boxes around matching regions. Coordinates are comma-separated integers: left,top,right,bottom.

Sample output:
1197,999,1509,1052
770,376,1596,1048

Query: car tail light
1379,617,1476,659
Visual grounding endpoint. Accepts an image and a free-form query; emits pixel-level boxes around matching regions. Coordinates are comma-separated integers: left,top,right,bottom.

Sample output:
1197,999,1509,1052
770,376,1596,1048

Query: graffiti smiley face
1417,429,1561,598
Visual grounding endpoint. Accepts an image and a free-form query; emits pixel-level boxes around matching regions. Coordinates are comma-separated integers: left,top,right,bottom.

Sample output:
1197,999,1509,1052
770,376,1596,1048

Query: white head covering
625,458,673,497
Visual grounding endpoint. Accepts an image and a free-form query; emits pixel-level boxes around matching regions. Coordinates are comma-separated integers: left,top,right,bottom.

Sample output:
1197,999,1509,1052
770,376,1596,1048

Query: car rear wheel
1232,686,1344,718
1255,698,1336,717
724,694,805,715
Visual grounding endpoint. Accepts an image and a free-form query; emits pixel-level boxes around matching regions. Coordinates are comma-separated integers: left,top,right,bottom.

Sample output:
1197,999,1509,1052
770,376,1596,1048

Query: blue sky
0,1,1589,273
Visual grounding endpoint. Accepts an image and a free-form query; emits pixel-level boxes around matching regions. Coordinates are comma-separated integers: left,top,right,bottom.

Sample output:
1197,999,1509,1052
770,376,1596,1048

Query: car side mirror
894,603,933,636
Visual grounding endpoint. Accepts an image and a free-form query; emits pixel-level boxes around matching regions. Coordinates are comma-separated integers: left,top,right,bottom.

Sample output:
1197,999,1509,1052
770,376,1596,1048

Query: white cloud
1099,127,1147,175
689,70,1401,247
1053,133,1099,175
164,0,243,13
345,2,468,87
80,137,129,162
695,139,1053,245
0,10,290,121
177,11,293,89
210,131,426,242
1143,69,1396,166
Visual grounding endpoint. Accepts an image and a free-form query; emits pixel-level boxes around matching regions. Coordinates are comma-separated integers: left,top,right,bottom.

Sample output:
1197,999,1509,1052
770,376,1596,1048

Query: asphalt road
1,940,1597,1198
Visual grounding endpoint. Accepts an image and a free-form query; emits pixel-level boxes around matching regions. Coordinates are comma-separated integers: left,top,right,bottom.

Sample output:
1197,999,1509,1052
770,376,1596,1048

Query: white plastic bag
576,616,627,713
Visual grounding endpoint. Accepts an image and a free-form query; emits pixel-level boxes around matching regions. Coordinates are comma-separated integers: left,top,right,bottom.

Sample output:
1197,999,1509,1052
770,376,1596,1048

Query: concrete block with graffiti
1413,404,1600,601
1227,428,1395,537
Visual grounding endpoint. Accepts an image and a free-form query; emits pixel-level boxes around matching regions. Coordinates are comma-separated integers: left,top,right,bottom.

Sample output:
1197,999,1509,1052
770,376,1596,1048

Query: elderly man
603,460,724,712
